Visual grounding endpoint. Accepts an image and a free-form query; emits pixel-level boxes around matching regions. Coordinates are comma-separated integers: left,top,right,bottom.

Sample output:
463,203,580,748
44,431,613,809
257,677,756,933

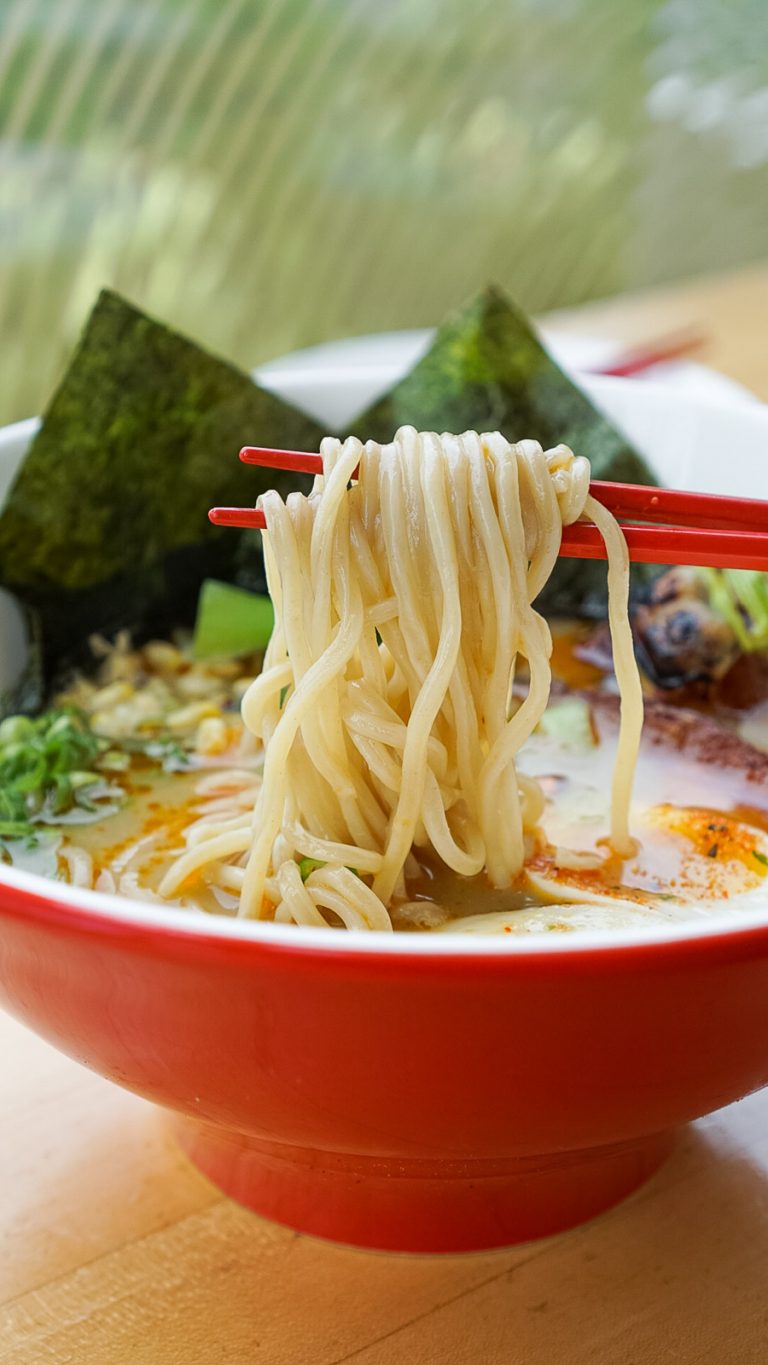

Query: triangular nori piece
352,285,658,615
0,290,323,690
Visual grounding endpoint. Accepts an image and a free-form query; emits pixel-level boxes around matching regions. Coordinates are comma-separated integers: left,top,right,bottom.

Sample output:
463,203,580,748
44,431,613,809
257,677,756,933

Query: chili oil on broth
56,760,260,917
434,707,768,935
50,668,768,936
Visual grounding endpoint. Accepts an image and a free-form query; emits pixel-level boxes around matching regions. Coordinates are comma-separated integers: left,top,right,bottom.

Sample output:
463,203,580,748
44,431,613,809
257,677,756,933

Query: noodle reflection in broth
159,426,643,930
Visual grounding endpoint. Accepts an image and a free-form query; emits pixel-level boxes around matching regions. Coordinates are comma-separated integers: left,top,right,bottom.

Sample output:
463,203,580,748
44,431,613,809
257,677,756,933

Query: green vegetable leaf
193,579,274,659
700,568,768,653
752,850,768,868
0,290,323,691
352,286,658,616
537,697,596,750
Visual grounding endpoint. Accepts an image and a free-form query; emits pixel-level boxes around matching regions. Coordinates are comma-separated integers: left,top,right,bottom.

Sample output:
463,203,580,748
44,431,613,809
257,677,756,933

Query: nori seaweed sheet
0,283,661,715
0,290,323,697
352,285,659,616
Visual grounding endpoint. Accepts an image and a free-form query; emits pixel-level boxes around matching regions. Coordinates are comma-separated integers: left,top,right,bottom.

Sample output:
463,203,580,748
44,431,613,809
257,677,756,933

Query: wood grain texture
2,265,768,1362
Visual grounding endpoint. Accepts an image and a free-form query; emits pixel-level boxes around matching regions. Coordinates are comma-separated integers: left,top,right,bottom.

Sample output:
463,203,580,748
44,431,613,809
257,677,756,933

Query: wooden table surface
2,263,768,1365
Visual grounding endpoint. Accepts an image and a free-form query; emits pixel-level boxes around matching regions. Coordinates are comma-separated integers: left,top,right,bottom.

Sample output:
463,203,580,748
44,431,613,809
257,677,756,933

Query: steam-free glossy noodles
156,427,643,929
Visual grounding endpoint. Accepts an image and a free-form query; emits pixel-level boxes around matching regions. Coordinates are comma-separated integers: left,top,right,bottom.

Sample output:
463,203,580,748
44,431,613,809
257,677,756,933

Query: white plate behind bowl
1,348,768,951
255,328,756,430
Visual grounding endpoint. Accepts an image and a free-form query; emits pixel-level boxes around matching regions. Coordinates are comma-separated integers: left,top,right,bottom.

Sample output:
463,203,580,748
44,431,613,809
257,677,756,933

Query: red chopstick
591,327,705,378
209,448,768,572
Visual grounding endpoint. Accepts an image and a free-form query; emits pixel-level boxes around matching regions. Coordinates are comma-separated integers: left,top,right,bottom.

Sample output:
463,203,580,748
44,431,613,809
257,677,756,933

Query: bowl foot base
169,1117,675,1252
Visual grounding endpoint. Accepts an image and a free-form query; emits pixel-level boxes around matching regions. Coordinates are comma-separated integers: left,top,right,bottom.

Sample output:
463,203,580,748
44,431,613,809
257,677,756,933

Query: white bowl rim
4,372,768,957
4,852,768,954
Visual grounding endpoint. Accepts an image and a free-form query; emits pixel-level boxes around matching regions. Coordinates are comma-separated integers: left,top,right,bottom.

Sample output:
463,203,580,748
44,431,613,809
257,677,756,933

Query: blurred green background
1,0,767,423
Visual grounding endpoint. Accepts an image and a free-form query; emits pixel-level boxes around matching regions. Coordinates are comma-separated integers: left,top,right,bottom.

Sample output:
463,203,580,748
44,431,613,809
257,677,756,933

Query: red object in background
0,878,767,1252
595,327,705,377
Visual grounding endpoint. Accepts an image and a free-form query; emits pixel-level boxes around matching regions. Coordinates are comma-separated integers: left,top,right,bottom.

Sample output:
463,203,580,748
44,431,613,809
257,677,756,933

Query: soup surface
11,625,767,935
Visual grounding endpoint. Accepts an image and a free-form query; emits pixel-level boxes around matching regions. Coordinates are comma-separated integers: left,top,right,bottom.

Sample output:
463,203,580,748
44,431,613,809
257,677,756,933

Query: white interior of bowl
255,328,756,429
2,351,768,954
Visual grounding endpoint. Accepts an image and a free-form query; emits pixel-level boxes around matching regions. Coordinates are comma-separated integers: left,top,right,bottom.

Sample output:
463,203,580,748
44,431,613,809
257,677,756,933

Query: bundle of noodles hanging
159,426,643,929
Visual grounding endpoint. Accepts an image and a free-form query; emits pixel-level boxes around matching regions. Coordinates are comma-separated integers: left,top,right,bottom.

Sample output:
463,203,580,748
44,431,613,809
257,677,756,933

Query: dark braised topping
631,568,740,691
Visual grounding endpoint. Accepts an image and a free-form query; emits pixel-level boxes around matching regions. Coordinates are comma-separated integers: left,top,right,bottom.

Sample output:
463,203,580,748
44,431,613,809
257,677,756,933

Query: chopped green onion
0,707,123,850
298,857,325,881
119,734,190,771
298,856,360,882
0,715,35,746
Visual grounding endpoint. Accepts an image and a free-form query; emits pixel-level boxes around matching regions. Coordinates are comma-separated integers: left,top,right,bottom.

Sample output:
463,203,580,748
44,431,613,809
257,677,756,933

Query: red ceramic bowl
2,867,768,1251
3,367,768,1253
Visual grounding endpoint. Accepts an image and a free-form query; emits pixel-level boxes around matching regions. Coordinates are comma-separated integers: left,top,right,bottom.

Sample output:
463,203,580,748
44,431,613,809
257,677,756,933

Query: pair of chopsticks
210,448,768,572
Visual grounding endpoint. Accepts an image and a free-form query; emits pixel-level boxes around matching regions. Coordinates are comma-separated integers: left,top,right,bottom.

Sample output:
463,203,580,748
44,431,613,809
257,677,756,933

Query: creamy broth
422,706,768,933
56,763,258,915
52,681,768,934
